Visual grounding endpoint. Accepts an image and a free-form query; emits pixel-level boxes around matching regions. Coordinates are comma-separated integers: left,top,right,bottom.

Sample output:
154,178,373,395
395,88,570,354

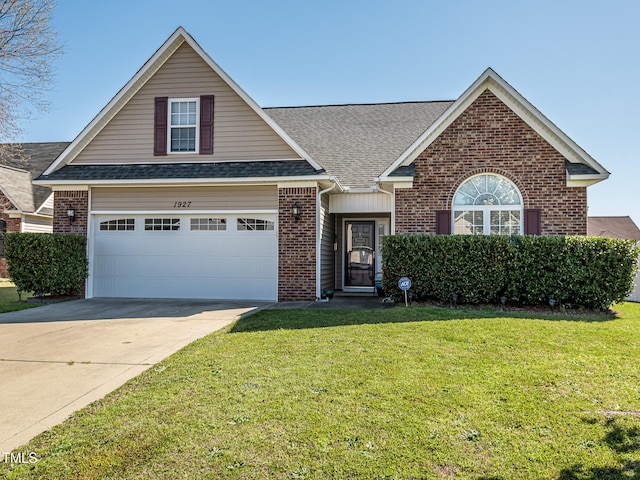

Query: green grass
3,304,640,479
0,278,37,313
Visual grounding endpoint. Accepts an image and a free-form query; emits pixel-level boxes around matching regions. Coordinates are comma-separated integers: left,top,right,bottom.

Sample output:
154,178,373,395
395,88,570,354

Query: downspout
374,181,395,234
316,179,338,300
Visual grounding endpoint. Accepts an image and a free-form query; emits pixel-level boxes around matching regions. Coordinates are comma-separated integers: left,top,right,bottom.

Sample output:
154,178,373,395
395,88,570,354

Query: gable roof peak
43,27,321,176
380,67,609,184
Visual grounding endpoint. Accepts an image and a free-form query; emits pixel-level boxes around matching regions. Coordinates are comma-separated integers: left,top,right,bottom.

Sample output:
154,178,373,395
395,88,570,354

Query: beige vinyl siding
74,43,300,164
91,186,277,211
335,218,343,289
22,215,53,233
320,193,335,292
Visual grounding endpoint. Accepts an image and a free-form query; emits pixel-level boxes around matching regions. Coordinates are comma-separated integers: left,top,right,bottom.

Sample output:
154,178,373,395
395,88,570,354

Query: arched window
452,174,523,235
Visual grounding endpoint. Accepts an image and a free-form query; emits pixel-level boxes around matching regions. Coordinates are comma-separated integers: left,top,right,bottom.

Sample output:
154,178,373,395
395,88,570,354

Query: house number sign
173,201,192,208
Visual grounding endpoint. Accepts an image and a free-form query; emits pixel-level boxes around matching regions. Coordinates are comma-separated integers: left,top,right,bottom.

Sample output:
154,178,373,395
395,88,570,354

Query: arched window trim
452,173,524,235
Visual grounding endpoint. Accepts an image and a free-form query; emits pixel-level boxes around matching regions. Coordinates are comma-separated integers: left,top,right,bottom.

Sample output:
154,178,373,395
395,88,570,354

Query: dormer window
154,95,214,156
169,99,198,153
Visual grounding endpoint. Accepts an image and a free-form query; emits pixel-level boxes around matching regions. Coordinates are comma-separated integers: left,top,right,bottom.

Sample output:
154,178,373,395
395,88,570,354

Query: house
588,216,640,302
0,142,70,276
34,27,609,301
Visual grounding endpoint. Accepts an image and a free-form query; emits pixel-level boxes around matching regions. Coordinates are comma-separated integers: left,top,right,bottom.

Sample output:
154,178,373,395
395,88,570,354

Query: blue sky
20,0,640,225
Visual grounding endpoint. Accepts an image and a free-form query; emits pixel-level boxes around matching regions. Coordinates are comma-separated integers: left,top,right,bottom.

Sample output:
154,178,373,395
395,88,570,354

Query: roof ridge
264,100,454,110
0,163,30,174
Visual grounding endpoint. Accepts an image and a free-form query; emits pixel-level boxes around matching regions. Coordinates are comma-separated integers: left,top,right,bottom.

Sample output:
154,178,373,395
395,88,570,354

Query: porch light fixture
67,206,76,224
292,202,301,221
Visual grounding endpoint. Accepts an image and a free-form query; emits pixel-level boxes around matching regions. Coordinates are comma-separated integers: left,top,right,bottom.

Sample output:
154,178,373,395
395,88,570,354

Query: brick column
278,187,317,301
53,190,89,296
53,190,89,235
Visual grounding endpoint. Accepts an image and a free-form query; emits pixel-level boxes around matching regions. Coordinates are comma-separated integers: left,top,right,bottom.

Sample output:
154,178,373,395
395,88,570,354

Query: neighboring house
34,27,609,301
588,216,640,302
0,142,70,276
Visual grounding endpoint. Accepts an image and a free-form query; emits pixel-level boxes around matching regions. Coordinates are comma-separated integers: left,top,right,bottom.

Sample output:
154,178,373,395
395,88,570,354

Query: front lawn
0,278,37,314
3,304,640,479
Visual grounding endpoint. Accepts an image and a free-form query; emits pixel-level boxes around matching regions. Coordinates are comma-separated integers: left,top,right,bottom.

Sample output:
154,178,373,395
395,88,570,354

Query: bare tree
0,0,61,152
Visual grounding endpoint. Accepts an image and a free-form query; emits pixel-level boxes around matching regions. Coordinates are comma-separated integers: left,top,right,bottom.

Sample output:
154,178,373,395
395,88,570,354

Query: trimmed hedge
383,235,639,310
4,233,88,296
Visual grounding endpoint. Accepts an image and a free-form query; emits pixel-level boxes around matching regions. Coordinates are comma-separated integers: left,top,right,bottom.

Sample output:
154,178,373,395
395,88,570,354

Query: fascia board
35,175,335,188
382,68,609,178
182,31,323,171
486,76,609,176
0,185,21,213
567,173,609,187
44,27,323,176
43,29,186,176
375,175,414,183
380,69,495,178
34,193,54,215
91,209,278,215
22,212,53,219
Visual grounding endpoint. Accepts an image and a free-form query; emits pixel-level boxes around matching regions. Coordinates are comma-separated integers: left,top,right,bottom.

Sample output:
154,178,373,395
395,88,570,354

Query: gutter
316,178,339,300
373,181,395,235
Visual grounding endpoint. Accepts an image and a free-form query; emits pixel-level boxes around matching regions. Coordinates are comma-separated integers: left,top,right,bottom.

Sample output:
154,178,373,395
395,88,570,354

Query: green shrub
383,235,639,310
4,233,88,296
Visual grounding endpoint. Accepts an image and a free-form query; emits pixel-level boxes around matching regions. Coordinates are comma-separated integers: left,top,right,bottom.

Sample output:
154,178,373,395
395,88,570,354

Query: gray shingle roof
266,102,453,188
0,165,35,212
0,142,69,212
36,160,323,182
565,161,599,176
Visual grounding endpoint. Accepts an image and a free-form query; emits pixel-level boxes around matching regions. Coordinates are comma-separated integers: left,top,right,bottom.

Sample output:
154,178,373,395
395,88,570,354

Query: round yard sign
398,277,412,291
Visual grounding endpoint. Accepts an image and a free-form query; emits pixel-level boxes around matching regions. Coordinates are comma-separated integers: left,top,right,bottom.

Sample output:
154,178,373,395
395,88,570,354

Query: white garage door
91,214,277,300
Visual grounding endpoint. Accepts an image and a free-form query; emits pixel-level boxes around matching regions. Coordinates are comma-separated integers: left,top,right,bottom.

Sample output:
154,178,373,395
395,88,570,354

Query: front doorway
345,221,375,288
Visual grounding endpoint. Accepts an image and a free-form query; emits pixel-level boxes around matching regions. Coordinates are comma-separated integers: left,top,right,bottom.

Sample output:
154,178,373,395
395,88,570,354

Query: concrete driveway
0,298,267,452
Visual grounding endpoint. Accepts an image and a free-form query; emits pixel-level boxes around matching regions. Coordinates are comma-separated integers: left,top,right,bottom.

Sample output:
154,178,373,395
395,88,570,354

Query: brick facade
53,190,89,236
53,190,89,295
0,192,21,277
395,90,587,235
278,187,317,301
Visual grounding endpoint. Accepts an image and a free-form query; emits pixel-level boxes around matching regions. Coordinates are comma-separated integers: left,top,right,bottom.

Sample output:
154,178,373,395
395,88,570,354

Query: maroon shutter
436,210,452,235
524,209,541,235
199,95,214,155
154,97,168,156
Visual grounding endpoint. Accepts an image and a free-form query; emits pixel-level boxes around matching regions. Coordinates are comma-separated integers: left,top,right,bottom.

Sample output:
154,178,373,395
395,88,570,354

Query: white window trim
168,98,199,154
452,173,524,235
452,205,523,235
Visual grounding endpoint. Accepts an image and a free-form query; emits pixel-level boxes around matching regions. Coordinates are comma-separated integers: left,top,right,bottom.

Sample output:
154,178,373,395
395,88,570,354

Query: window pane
237,218,274,231
170,101,196,126
490,210,520,235
171,127,196,152
100,219,135,231
145,218,180,231
454,174,521,206
454,210,483,235
190,218,227,231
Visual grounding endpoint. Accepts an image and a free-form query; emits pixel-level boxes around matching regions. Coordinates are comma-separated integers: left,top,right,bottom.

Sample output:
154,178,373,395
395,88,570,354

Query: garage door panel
92,214,277,301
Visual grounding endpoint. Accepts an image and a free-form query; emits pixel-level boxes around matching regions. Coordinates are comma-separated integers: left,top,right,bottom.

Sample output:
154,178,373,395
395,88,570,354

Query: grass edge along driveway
0,279,37,314
3,303,640,479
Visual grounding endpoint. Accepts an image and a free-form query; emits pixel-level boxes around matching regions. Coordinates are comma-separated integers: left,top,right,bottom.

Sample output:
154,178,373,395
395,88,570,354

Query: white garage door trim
88,212,278,301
